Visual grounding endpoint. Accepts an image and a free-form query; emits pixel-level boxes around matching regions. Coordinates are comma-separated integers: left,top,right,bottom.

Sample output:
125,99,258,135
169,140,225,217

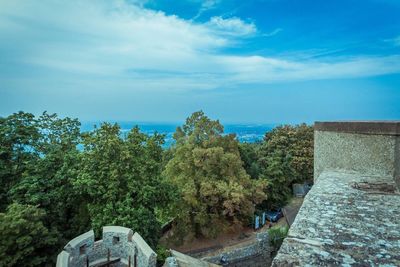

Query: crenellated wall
56,226,157,267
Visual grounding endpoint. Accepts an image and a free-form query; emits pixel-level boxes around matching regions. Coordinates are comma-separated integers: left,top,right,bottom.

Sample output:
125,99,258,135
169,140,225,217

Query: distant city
80,122,276,147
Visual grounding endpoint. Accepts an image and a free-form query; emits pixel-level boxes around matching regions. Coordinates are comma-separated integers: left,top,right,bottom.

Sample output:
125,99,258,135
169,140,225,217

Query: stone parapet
273,121,400,266
314,121,400,187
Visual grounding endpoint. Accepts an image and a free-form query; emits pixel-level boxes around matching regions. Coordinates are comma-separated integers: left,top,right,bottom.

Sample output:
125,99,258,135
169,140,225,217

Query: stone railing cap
103,226,133,235
65,230,94,249
314,121,400,136
56,251,70,267
133,232,156,258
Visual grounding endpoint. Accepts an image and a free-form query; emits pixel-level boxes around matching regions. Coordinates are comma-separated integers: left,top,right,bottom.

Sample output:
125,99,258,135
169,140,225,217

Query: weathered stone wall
314,131,398,180
273,121,400,266
201,232,271,267
165,250,221,267
132,232,157,267
56,226,157,267
63,230,95,266
272,171,400,266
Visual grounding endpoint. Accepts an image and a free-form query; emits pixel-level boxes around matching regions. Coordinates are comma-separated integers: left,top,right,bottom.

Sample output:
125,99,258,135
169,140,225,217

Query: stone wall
201,232,271,267
314,121,400,182
56,226,157,267
165,250,221,267
273,121,400,266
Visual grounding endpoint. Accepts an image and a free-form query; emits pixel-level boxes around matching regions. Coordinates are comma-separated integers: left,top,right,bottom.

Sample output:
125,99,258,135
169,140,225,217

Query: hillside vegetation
0,111,313,266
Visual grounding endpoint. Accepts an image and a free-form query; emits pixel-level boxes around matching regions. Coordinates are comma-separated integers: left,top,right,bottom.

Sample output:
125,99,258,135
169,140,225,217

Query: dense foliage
75,123,171,247
0,111,314,266
164,111,267,241
238,142,261,179
0,204,57,267
257,124,314,208
0,112,169,265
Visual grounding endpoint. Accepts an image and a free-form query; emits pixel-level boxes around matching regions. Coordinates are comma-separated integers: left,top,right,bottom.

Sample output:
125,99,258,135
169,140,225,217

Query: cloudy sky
1,0,399,123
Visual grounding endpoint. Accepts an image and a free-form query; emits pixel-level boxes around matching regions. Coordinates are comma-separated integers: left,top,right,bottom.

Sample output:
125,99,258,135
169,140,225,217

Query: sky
0,0,399,124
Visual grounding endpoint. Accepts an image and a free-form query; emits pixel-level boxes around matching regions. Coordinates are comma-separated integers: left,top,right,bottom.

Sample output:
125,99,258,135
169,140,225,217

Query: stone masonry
272,121,400,266
57,226,157,267
201,232,271,267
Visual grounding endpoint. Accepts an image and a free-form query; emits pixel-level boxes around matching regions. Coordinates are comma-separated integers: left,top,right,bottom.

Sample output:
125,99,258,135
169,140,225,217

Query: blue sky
0,0,399,124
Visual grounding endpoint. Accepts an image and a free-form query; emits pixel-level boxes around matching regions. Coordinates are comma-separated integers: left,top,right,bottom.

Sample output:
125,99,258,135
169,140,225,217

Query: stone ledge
272,171,400,266
314,121,400,136
65,229,94,250
133,232,156,259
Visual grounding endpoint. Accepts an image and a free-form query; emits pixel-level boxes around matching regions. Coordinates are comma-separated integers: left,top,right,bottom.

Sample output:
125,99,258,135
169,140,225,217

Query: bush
268,225,288,250
156,245,170,266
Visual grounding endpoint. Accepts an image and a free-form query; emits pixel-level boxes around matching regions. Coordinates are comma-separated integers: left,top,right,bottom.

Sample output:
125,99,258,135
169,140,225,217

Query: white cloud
263,28,282,37
0,0,400,95
218,55,400,84
206,16,257,37
193,0,221,20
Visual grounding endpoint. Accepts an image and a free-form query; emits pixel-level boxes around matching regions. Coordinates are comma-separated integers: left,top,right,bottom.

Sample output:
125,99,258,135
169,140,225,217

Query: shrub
268,225,288,250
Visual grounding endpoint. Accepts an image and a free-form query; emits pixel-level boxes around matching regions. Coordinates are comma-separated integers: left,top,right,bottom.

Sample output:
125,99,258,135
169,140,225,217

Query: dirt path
162,197,305,255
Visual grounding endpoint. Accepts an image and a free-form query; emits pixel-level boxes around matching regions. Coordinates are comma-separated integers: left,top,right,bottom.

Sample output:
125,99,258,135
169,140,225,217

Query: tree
260,150,294,209
0,112,40,211
9,112,88,260
258,124,313,208
238,142,261,179
164,111,266,242
74,123,170,248
0,203,57,267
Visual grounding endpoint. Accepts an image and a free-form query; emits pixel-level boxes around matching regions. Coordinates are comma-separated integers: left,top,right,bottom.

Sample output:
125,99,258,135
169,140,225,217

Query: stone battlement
57,226,156,267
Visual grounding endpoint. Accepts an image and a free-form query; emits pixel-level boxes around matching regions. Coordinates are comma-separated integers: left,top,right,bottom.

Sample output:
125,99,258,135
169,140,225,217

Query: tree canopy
0,112,172,264
0,111,314,265
258,124,314,208
0,203,57,267
164,111,267,241
74,123,171,247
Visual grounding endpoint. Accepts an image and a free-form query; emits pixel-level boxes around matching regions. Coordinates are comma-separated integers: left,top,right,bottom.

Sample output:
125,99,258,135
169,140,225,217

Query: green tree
238,142,261,179
0,203,57,267
164,111,267,242
258,124,313,208
260,150,294,209
9,113,89,259
74,123,170,248
0,112,40,211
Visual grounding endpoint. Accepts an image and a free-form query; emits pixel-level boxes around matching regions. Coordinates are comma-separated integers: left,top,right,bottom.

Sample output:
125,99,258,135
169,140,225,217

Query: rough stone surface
274,122,400,266
133,232,157,267
165,250,221,267
164,256,179,267
272,171,400,266
201,232,271,267
314,131,398,180
56,226,156,267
